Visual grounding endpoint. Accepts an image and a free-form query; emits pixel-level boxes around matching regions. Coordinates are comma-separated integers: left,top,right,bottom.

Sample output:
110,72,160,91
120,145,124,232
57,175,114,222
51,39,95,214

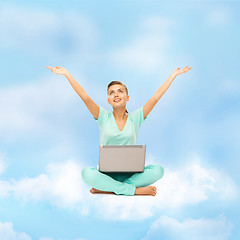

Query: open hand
45,66,68,76
172,66,191,77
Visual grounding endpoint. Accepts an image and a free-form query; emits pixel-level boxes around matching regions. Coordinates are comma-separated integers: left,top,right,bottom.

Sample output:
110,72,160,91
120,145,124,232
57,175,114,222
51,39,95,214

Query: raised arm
46,66,100,120
143,66,191,119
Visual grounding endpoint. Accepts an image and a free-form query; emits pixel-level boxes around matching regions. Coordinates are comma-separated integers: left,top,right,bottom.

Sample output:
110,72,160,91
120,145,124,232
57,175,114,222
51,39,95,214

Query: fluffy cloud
0,221,86,240
156,162,238,206
142,215,233,240
0,155,238,221
0,158,88,213
12,160,87,210
89,160,238,221
0,222,31,240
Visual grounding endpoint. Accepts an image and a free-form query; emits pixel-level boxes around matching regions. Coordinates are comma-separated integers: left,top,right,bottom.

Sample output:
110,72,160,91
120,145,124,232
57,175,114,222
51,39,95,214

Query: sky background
0,0,239,239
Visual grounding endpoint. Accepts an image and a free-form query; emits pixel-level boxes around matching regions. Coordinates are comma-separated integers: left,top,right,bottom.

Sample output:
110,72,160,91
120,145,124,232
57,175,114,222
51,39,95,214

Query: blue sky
0,0,239,239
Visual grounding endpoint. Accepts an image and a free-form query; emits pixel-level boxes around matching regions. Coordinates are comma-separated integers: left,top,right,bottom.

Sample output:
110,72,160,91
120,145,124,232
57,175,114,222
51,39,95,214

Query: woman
46,65,191,196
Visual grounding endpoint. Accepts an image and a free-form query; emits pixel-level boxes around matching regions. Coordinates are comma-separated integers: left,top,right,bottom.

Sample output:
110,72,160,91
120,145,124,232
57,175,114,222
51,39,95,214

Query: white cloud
108,16,174,73
142,215,233,240
88,158,238,221
0,221,86,240
0,156,88,212
0,222,32,240
156,163,238,206
0,5,97,57
0,155,238,221
12,160,87,209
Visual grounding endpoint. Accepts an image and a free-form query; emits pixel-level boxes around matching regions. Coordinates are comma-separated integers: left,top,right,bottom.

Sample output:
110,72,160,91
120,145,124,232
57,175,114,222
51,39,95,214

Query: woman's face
107,84,129,108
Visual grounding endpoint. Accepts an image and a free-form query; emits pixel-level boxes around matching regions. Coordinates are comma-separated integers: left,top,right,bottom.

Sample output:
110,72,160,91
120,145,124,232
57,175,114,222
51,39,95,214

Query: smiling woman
107,80,129,114
45,65,191,196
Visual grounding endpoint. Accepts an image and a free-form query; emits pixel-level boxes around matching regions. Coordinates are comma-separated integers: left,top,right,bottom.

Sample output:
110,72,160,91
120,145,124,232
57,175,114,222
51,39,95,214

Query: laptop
98,145,146,173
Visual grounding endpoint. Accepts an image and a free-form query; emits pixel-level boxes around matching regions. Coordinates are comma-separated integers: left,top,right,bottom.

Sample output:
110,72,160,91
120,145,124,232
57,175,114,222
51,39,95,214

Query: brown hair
107,81,128,113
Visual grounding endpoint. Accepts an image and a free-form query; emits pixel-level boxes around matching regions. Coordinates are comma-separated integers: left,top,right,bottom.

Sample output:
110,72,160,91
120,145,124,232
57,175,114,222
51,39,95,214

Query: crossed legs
81,164,164,196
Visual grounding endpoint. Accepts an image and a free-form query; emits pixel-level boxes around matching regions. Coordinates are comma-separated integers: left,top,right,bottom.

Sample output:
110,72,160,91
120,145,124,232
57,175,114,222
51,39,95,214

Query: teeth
114,99,121,102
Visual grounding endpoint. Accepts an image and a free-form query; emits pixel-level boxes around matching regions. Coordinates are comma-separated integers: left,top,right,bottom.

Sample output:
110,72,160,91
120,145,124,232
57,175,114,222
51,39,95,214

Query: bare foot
90,186,157,196
134,186,157,196
90,188,116,195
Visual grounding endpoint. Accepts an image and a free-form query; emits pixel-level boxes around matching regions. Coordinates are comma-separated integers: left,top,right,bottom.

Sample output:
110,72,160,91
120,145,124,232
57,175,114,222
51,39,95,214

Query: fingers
45,66,61,71
45,66,55,72
46,66,53,71
181,66,191,72
175,66,191,70
174,66,191,75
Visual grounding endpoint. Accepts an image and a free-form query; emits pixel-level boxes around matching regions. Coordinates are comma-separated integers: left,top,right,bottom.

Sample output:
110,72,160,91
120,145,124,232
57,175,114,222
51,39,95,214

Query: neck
113,107,127,120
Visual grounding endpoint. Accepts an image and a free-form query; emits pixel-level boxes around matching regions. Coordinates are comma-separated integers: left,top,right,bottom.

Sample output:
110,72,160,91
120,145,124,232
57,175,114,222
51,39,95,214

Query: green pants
81,164,164,196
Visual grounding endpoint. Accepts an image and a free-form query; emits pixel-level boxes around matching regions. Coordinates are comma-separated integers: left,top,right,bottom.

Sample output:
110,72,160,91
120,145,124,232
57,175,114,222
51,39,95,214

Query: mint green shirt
94,106,147,145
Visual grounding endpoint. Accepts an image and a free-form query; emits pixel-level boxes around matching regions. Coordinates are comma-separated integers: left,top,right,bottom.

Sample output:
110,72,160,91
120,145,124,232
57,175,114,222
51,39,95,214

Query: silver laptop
99,145,146,173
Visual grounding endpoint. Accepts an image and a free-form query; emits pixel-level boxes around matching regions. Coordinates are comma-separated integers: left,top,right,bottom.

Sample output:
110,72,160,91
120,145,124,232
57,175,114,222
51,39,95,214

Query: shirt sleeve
93,106,108,128
130,106,147,131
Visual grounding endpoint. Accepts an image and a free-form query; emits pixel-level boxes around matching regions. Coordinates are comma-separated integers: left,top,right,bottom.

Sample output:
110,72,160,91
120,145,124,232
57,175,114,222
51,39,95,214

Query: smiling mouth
114,99,121,102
